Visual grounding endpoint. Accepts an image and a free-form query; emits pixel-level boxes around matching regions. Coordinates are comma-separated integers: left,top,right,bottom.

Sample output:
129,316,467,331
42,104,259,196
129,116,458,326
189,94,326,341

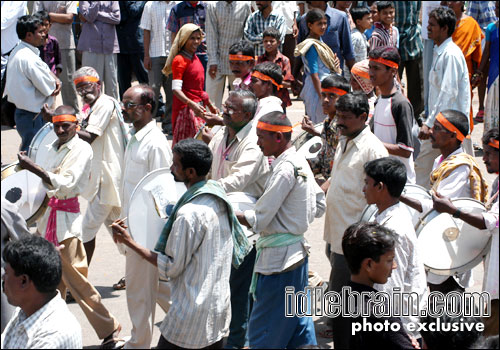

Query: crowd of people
0,1,499,349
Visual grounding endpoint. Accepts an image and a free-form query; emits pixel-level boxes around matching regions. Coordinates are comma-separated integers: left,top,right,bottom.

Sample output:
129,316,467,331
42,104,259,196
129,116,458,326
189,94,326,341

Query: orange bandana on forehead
488,139,499,149
52,114,77,123
251,71,282,90
436,112,470,142
322,87,348,96
369,57,399,69
229,54,255,61
73,75,99,85
257,121,292,133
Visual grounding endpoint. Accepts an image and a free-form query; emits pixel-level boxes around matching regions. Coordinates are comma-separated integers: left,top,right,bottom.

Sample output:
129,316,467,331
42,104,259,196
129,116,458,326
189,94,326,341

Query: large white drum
28,123,57,164
127,168,187,251
226,192,260,245
415,198,490,276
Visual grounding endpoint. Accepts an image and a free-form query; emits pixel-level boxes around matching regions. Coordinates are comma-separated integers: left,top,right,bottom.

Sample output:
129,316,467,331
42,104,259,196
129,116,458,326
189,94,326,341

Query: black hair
253,62,283,94
335,92,369,118
229,40,255,58
377,1,394,12
342,222,397,274
473,335,499,349
429,7,457,37
263,27,281,41
228,90,258,118
16,15,43,40
364,157,407,198
136,84,156,112
3,235,62,294
172,139,213,176
306,8,326,25
54,105,77,117
34,10,50,23
321,74,351,94
439,109,469,143
350,6,371,23
258,111,292,141
482,127,499,149
368,46,401,68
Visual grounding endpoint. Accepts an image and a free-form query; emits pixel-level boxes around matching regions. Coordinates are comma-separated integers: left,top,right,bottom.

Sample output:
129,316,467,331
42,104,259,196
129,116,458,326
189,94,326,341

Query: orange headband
52,114,77,123
251,71,282,90
229,54,255,61
351,67,370,80
322,87,348,96
257,121,292,133
488,139,499,149
73,76,99,85
435,112,470,142
369,57,399,69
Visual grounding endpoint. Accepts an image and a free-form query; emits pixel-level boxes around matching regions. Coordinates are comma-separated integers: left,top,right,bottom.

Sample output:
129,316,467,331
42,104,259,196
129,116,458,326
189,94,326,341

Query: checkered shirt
244,9,286,56
467,1,498,31
140,1,177,58
394,1,423,61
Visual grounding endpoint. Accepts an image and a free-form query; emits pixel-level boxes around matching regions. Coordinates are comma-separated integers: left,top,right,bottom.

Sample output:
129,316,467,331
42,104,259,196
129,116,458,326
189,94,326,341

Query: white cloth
157,194,233,349
33,1,78,50
244,147,326,274
324,126,389,254
272,1,298,35
82,94,127,207
1,291,82,349
351,28,369,62
426,37,471,128
372,202,428,338
1,1,26,54
36,135,92,243
5,41,55,112
139,1,176,58
483,198,499,299
208,122,269,197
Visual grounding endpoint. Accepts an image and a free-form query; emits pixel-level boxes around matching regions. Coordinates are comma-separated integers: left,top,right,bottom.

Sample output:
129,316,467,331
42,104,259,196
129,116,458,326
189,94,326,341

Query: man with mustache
229,40,256,91
15,106,123,348
322,92,388,346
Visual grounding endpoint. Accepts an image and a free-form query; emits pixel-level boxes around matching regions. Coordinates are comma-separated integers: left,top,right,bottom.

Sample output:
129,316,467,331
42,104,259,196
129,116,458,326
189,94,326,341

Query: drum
226,192,260,245
296,136,323,160
291,123,323,151
194,124,223,141
1,162,48,226
127,168,187,251
28,123,57,164
415,198,489,276
359,203,378,223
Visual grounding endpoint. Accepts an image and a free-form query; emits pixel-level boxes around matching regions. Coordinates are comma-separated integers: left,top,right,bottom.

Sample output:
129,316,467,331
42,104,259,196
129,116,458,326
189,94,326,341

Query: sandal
112,277,126,290
101,325,125,349
474,109,484,123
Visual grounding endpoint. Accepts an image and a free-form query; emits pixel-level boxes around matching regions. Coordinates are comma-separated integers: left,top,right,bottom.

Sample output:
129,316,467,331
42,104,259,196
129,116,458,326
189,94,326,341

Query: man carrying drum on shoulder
400,109,489,294
16,106,123,349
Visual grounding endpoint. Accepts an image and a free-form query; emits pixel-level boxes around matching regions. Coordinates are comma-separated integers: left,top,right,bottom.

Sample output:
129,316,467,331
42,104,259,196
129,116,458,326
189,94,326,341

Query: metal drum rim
28,123,54,160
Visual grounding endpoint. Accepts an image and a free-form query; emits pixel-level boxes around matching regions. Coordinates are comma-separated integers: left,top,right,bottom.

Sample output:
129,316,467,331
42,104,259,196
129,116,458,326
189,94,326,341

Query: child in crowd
257,27,294,112
369,1,399,50
350,59,376,121
364,1,379,39
229,40,256,91
35,10,62,76
301,74,349,185
336,222,415,349
350,7,372,62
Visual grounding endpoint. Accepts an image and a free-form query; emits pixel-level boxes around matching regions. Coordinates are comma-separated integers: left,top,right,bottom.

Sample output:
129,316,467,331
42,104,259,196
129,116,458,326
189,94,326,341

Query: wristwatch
452,209,461,218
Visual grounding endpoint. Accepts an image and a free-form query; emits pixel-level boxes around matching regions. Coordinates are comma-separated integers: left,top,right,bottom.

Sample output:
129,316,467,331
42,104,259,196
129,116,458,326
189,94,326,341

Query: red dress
171,53,208,145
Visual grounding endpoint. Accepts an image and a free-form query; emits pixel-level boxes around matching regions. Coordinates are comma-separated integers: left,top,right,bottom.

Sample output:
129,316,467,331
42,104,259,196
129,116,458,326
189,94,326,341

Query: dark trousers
282,34,296,72
428,276,465,294
398,57,424,117
117,52,149,99
157,335,224,349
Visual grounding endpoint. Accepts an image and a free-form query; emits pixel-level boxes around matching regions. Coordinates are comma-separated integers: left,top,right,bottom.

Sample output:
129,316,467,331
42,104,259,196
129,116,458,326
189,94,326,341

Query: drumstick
292,122,302,129
32,112,41,121
109,217,128,227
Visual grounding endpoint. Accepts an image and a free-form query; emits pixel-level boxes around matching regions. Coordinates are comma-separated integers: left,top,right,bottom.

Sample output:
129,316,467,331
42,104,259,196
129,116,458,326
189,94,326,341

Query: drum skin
291,122,322,150
28,123,57,164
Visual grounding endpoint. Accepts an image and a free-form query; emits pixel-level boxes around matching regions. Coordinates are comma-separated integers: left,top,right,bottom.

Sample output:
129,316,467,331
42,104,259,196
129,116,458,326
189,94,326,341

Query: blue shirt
298,5,354,68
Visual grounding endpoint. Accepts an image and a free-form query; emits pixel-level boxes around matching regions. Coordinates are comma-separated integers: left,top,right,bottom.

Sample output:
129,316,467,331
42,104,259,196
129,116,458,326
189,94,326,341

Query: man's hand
79,13,87,23
208,65,218,80
51,78,62,96
432,192,456,215
292,22,299,38
418,124,431,140
291,79,303,96
188,100,206,118
202,112,223,126
111,218,133,246
200,126,214,144
144,55,152,71
235,211,251,228
41,104,55,123
17,151,37,171
301,116,319,136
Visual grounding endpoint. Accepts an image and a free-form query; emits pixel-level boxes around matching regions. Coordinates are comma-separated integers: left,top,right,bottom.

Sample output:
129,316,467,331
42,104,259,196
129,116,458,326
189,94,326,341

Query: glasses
120,101,145,109
75,82,95,95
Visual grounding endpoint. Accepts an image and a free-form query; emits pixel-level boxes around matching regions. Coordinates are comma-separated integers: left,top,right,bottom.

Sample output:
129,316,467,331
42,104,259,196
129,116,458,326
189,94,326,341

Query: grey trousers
149,56,172,122
60,49,79,111
205,72,235,110
82,51,119,100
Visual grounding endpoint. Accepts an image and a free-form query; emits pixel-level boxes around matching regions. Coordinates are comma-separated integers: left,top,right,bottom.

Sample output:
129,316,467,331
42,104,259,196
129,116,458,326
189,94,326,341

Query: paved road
1,88,493,348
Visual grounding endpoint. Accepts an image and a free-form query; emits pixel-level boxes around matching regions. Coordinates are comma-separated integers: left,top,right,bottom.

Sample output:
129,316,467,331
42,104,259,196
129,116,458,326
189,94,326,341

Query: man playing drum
400,109,489,294
16,106,123,348
431,127,499,336
207,89,269,348
119,85,172,349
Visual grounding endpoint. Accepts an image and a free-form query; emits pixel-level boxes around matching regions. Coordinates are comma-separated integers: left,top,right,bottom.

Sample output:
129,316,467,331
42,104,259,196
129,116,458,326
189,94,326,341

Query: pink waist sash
45,197,80,246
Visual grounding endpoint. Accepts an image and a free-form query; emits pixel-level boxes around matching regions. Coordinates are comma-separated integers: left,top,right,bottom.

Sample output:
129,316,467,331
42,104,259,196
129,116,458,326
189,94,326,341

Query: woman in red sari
162,23,216,145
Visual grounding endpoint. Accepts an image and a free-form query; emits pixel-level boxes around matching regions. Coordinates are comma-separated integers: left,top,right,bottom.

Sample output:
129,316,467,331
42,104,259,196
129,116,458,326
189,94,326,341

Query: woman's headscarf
162,23,203,76
351,59,374,95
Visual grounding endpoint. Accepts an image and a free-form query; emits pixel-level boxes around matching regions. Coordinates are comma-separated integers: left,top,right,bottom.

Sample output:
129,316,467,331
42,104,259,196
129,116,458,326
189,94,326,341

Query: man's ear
186,167,197,180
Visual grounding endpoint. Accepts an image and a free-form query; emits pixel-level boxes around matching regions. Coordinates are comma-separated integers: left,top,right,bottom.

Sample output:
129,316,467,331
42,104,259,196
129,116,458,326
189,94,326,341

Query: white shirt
36,135,93,243
483,196,499,299
426,37,471,128
324,126,389,254
1,291,82,349
372,202,428,338
139,1,176,58
5,41,55,113
1,1,26,54
121,120,172,215
244,147,326,274
351,28,369,62
82,94,128,207
157,194,232,348
208,121,269,197
272,1,298,35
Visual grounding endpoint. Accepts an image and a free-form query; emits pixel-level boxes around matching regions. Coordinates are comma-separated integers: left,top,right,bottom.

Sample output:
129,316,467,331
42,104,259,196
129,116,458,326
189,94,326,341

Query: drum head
1,163,48,224
226,192,258,242
127,168,187,251
292,123,323,150
28,123,57,164
359,204,378,223
297,136,323,160
401,184,432,229
416,198,490,276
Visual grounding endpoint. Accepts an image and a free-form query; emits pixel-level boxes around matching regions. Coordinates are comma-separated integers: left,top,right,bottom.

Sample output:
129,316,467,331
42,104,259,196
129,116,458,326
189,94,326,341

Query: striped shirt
206,1,252,75
157,194,233,348
369,22,399,50
244,8,286,56
139,1,177,58
467,1,498,31
394,1,423,61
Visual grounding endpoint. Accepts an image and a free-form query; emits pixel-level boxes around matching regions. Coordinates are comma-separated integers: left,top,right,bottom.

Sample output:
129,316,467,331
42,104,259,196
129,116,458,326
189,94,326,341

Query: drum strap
45,197,80,246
